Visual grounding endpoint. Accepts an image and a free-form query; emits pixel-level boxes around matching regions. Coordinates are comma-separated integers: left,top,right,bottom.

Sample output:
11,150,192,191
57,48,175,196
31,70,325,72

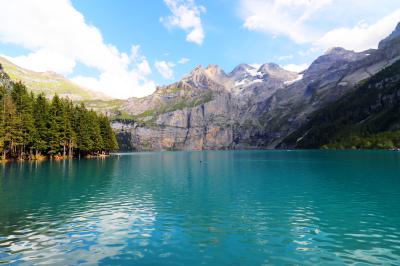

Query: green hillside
0,56,109,101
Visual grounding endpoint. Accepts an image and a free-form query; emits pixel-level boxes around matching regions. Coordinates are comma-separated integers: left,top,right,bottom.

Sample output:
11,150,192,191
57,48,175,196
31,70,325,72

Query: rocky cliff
114,23,400,151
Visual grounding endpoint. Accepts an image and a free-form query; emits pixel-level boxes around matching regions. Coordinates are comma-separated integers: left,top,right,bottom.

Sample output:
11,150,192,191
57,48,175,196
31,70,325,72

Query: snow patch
235,78,263,87
284,74,303,86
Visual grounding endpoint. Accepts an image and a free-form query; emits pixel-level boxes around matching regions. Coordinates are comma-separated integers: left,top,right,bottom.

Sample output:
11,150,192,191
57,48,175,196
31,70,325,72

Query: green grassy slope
0,56,109,101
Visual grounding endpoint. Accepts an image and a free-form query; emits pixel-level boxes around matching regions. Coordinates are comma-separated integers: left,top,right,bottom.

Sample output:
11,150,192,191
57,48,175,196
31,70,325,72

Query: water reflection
0,151,399,265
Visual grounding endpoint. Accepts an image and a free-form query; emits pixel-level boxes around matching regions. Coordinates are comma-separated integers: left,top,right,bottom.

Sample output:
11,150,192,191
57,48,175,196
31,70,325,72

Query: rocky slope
114,23,400,151
113,63,299,150
279,59,400,149
0,63,14,93
0,56,109,101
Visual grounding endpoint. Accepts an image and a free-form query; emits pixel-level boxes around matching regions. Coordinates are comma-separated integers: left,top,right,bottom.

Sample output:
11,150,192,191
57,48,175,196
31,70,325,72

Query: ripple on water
0,151,400,265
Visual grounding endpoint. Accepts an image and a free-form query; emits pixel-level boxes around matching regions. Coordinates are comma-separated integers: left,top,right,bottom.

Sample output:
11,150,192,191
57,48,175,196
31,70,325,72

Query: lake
0,150,400,265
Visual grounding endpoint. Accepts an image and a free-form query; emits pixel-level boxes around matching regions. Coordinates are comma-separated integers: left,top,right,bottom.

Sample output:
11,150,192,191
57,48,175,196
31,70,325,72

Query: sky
0,0,399,99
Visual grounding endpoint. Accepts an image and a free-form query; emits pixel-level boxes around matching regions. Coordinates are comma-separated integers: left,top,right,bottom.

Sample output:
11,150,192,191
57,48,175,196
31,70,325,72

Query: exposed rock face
0,64,13,91
114,23,400,151
114,62,298,151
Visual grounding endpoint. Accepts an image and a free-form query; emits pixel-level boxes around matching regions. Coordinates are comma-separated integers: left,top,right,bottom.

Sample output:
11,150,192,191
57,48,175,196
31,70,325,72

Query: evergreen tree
0,85,6,159
2,94,23,159
32,93,49,156
88,110,104,153
48,95,63,156
11,82,35,158
0,81,119,160
73,103,93,156
99,115,118,152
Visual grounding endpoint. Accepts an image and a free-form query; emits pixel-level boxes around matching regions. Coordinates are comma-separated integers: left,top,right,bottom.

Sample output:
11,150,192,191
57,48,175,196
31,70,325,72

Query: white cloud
137,60,152,76
239,0,331,43
4,50,76,75
72,70,156,98
298,47,322,57
155,61,175,79
239,0,400,52
178,57,190,64
277,54,293,61
161,0,206,45
130,45,141,62
282,63,309,73
317,10,400,51
0,0,155,99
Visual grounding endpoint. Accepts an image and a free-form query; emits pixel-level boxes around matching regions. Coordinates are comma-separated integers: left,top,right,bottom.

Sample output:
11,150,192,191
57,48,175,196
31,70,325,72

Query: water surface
0,150,400,265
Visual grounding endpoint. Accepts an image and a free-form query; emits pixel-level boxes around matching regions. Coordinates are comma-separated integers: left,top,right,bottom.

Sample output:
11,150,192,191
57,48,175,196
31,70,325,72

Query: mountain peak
258,63,284,73
378,22,400,49
206,64,220,70
325,47,353,55
232,63,254,70
229,64,256,77
204,64,226,77
395,22,400,32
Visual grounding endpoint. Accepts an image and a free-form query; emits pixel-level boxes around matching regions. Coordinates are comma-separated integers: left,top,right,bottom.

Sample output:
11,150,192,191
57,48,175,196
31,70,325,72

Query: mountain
279,58,400,149
114,22,400,151
110,60,300,151
112,61,300,151
0,56,109,101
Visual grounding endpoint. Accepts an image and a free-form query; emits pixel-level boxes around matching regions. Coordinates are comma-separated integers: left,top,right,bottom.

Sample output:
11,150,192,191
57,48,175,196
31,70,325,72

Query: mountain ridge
113,22,400,151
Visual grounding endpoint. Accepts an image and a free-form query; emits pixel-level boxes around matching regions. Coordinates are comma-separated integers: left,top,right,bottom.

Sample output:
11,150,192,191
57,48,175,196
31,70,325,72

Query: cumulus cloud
0,0,155,99
317,10,400,51
239,0,331,43
239,0,400,52
178,57,190,64
277,55,293,61
161,0,206,45
282,63,309,73
155,61,175,79
4,50,76,75
137,60,152,76
298,47,322,57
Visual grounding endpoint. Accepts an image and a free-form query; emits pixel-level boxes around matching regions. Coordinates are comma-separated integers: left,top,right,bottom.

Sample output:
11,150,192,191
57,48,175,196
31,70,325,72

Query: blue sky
0,0,399,98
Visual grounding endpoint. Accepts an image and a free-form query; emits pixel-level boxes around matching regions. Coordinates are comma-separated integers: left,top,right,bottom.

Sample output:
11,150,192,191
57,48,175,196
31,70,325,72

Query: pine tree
73,103,92,156
0,81,119,160
0,85,6,159
32,93,49,157
63,99,76,157
88,110,104,153
2,94,23,159
48,95,64,157
11,82,35,159
99,115,119,152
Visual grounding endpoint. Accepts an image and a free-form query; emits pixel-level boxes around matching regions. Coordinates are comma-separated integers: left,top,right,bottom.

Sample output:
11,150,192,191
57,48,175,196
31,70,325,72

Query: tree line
0,81,118,161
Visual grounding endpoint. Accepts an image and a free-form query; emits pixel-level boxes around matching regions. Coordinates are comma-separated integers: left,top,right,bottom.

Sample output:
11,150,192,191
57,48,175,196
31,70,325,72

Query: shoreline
2,148,399,163
0,154,112,164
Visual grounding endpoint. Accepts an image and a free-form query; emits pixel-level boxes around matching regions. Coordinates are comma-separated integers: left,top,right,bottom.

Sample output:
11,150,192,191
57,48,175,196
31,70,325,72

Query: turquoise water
0,151,400,265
